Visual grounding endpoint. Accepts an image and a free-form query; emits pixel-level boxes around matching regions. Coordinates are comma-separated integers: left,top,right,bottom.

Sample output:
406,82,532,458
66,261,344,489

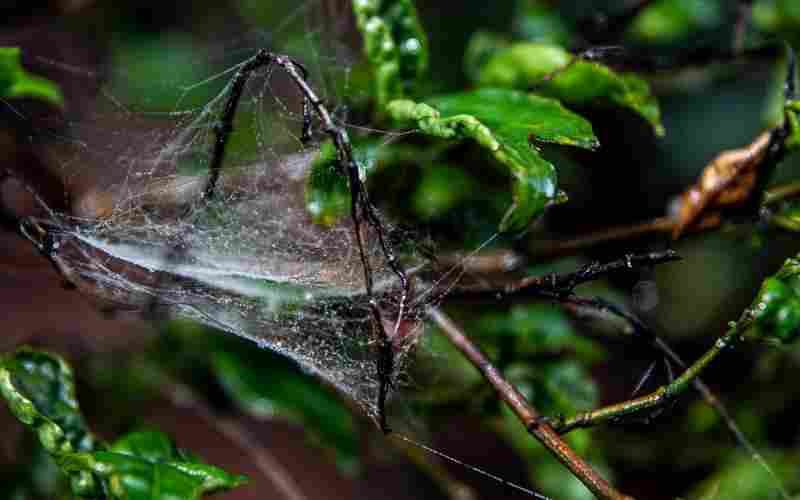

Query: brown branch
451,250,679,299
554,295,790,498
528,215,718,260
427,306,634,500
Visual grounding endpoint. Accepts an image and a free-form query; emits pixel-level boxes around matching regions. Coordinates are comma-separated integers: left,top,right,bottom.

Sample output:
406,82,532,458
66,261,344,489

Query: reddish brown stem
427,306,635,500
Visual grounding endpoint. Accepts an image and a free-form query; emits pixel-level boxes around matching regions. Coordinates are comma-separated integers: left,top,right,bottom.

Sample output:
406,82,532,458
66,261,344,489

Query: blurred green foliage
744,254,800,344
469,42,664,135
351,0,428,108
0,348,246,499
5,1,800,499
210,336,361,473
626,0,724,46
0,47,62,106
387,89,597,232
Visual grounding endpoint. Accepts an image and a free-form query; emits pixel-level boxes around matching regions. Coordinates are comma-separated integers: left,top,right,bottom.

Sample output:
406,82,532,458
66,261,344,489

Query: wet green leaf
474,43,664,136
626,0,724,46
744,255,800,344
0,47,63,106
210,337,360,473
0,348,97,456
0,348,246,500
351,0,429,108
387,88,598,232
104,430,247,498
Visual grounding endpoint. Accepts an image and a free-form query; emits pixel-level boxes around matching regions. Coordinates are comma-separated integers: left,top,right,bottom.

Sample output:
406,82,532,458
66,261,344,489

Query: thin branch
551,323,744,434
451,249,679,298
530,175,800,261
427,306,635,500
165,49,410,432
564,296,789,498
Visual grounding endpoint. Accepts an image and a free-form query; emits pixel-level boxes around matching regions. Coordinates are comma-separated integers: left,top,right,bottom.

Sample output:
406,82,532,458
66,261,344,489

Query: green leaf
387,88,598,232
0,348,97,456
626,0,724,46
743,255,800,344
104,430,248,498
0,47,63,106
474,43,664,136
210,337,360,473
56,444,247,500
351,0,429,108
0,347,246,500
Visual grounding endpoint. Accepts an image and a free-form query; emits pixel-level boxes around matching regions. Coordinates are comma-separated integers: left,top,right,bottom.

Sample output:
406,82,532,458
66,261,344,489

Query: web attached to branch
21,2,433,421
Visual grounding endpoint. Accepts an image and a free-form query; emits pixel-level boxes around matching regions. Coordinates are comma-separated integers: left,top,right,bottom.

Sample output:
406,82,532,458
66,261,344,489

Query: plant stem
451,250,679,298
529,177,800,260
552,325,743,434
427,306,635,500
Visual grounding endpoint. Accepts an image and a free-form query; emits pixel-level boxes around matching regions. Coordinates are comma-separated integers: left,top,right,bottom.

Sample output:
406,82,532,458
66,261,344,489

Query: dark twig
427,306,634,500
189,49,411,432
507,250,679,295
554,296,791,499
452,249,680,298
530,49,797,258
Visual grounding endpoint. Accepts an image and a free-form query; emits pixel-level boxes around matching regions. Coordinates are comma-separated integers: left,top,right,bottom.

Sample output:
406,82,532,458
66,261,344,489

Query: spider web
21,0,438,420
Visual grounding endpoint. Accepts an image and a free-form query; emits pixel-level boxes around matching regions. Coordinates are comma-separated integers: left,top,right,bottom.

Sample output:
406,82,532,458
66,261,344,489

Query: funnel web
21,7,429,425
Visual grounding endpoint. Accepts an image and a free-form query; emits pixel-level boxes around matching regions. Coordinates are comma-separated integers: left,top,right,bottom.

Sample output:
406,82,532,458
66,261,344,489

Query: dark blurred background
2,1,800,499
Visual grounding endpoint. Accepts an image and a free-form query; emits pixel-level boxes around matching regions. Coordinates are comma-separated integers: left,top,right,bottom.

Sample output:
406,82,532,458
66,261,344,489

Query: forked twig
196,49,411,433
428,306,634,500
447,248,787,495
451,249,679,298
530,46,797,258
4,50,622,499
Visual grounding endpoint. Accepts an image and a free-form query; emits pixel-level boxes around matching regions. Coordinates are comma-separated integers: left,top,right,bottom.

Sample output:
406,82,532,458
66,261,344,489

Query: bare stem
528,178,800,260
552,325,743,434
427,306,635,500
451,249,679,299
